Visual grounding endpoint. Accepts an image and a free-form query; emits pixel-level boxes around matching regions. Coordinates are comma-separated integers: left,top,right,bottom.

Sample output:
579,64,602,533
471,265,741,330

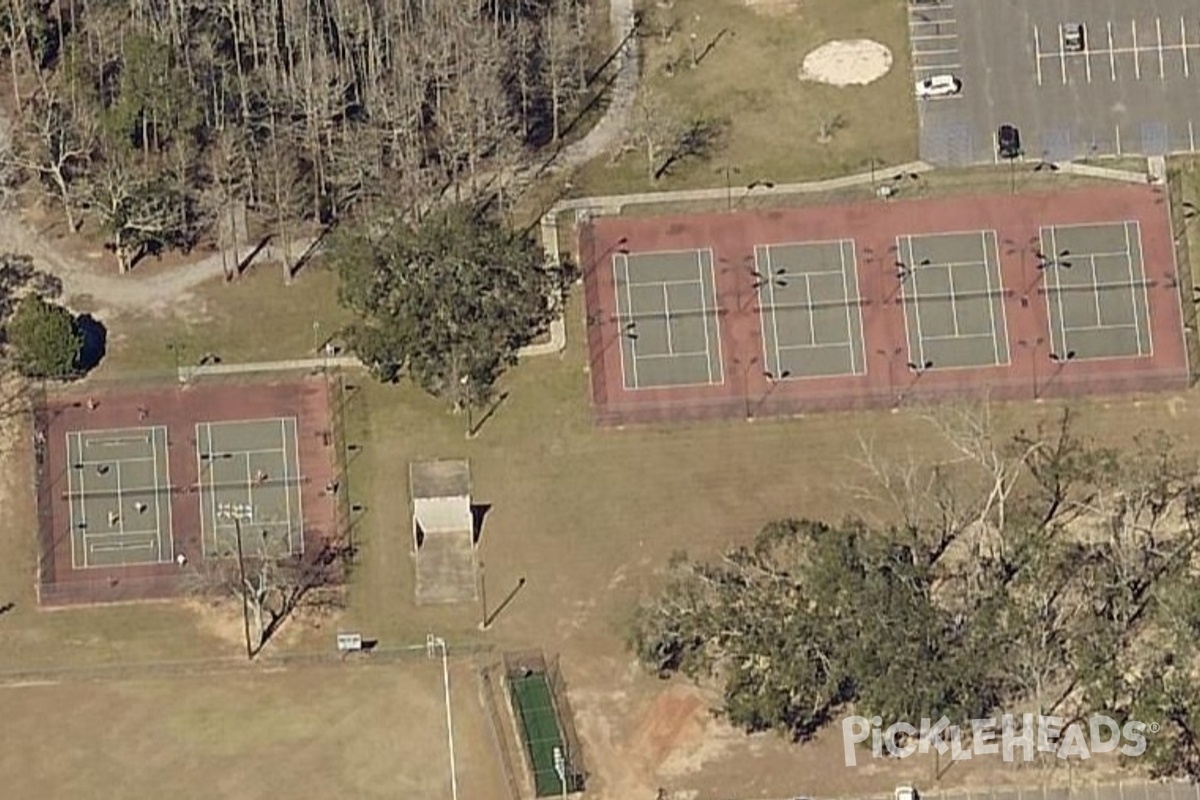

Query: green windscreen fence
510,671,576,796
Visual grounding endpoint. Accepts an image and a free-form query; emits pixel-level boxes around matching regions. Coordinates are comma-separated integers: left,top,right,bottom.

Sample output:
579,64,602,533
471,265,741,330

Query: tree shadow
254,540,352,656
75,313,107,373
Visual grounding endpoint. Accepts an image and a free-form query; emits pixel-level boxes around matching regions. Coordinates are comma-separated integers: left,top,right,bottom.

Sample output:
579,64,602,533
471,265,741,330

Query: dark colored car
998,124,1022,159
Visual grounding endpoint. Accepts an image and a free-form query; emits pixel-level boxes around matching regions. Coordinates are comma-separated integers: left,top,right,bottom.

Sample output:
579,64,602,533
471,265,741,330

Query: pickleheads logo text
841,714,1153,766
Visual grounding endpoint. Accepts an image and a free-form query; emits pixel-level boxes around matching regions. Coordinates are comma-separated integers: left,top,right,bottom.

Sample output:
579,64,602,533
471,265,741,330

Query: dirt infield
580,185,1190,425
33,376,337,606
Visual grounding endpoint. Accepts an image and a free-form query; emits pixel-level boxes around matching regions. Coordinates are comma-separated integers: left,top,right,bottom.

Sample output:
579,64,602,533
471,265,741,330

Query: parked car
895,786,920,800
915,74,962,98
998,124,1022,159
1062,22,1085,52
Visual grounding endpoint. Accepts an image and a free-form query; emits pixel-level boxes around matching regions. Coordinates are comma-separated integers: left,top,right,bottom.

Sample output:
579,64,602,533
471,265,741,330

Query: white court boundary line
66,431,80,569
840,241,867,375
612,253,638,389
758,245,787,378
288,417,305,555
696,249,723,384
901,236,931,368
983,231,1011,365
1127,220,1153,357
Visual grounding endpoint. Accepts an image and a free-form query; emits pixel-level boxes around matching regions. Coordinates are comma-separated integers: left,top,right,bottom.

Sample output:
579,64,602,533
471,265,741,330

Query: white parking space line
915,63,961,72
911,33,957,41
1085,44,1092,82
1191,120,1196,152
1034,25,1043,86
1109,22,1117,80
1157,17,1165,80
1184,18,1191,77
1115,124,1122,154
915,48,959,56
1133,20,1141,80
1059,29,1068,84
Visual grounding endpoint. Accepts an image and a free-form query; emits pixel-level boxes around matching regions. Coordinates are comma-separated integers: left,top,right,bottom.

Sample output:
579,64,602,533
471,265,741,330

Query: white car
915,74,962,98
895,786,919,800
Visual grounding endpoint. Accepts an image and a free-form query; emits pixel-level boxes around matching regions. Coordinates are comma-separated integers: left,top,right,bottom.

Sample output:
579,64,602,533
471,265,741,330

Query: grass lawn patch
88,265,351,379
573,0,917,195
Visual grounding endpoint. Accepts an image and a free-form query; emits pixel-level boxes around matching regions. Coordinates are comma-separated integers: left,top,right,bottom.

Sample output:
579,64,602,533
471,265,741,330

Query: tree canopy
0,0,601,271
631,409,1200,777
4,293,81,379
331,203,573,409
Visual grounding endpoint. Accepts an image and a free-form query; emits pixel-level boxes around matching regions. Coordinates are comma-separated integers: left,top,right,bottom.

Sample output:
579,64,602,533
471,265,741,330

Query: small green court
1039,221,1153,360
754,239,866,379
65,426,173,569
510,670,576,796
196,418,304,558
612,248,724,390
897,229,1011,371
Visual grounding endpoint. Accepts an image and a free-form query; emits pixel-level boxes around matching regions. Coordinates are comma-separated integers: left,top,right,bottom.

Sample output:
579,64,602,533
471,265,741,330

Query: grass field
573,0,917,195
0,659,506,800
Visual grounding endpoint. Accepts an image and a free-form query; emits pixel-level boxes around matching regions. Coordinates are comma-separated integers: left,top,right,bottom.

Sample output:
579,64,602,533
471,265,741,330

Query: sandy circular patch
799,39,893,86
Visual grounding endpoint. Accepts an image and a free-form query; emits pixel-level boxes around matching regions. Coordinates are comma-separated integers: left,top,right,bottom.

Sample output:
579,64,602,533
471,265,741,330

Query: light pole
1043,350,1077,396
896,360,934,406
756,369,791,416
216,502,255,660
1018,337,1045,399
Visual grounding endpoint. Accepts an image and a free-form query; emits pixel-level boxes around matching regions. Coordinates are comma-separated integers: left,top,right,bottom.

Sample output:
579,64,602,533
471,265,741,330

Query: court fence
503,650,587,796
1166,172,1200,386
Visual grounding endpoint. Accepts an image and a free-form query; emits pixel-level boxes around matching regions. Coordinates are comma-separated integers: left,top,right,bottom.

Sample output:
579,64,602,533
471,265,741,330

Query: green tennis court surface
196,418,304,559
65,426,173,569
511,672,572,796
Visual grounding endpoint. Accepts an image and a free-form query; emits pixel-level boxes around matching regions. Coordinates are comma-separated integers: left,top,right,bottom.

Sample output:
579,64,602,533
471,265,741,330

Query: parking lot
913,0,1200,164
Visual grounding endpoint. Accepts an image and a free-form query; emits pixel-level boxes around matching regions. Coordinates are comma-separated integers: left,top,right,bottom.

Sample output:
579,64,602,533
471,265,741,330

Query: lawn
0,659,507,800
88,263,352,379
572,0,918,195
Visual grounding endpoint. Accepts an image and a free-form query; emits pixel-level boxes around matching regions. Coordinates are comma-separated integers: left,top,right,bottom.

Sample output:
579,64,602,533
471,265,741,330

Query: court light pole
757,369,791,416
1018,337,1045,399
1044,350,1077,397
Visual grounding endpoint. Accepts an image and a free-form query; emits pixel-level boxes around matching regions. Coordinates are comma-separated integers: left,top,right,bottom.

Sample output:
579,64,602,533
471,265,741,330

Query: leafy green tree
332,203,574,416
631,408,1200,775
4,293,80,379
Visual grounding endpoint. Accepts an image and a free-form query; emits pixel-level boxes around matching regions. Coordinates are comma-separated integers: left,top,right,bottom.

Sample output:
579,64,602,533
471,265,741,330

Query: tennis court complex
612,248,724,389
196,418,304,559
897,230,1012,370
1039,221,1153,360
754,240,866,379
65,427,173,569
